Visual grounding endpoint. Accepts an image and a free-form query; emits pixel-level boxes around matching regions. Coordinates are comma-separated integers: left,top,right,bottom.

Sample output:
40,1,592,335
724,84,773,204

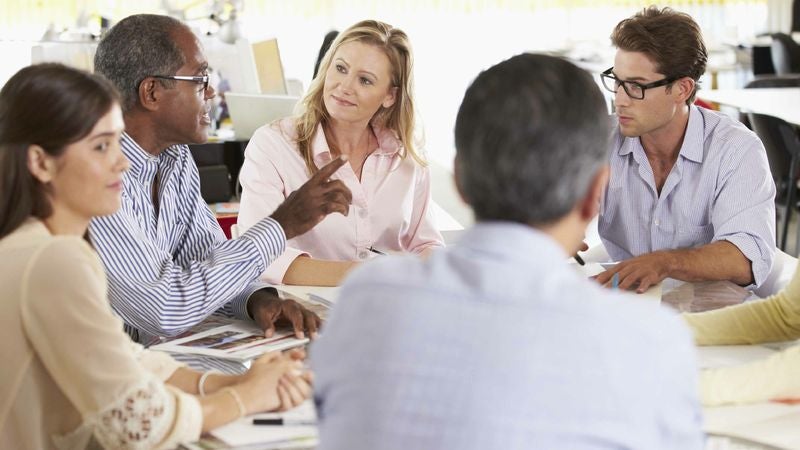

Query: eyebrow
335,58,379,80
195,62,209,75
89,131,121,140
613,71,652,83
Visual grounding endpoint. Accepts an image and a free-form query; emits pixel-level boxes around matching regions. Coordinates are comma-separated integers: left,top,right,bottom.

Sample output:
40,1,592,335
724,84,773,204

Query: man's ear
674,77,695,105
453,154,471,206
138,77,162,112
578,164,610,221
27,145,57,184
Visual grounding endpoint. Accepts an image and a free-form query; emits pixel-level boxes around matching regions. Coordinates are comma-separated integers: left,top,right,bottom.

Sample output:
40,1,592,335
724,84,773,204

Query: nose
614,86,631,107
205,83,216,100
340,75,356,94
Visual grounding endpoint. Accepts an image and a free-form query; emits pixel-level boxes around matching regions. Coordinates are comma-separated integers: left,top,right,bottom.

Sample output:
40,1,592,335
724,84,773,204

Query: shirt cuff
721,234,774,288
232,282,273,320
238,217,286,273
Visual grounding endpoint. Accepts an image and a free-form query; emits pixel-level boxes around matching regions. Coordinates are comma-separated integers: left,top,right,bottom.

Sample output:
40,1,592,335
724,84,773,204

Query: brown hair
0,63,120,240
294,19,425,175
610,6,707,105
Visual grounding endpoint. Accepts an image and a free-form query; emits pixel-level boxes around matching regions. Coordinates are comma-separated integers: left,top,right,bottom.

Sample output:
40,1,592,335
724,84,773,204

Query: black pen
368,246,386,256
253,418,316,426
574,254,585,266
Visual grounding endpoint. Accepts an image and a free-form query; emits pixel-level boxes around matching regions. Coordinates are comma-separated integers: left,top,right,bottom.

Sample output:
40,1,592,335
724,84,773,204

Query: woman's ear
27,144,56,184
382,86,398,109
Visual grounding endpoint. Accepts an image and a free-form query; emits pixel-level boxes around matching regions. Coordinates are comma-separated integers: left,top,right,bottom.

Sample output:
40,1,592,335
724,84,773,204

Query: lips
200,106,212,125
331,94,355,107
108,181,123,191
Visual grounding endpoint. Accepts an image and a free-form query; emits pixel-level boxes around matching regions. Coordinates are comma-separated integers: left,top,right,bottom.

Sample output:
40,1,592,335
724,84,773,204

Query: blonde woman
0,64,311,449
238,20,444,286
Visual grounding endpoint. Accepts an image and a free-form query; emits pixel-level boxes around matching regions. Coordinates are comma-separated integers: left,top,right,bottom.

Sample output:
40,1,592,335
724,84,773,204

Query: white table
697,88,800,127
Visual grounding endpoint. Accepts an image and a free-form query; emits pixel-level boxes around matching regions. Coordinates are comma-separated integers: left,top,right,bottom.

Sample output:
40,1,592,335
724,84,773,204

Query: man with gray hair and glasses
594,7,775,294
91,14,352,346
311,53,703,450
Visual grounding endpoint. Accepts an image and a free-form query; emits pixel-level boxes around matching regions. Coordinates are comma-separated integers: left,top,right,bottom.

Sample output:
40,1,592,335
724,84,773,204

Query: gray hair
454,53,610,225
94,14,187,112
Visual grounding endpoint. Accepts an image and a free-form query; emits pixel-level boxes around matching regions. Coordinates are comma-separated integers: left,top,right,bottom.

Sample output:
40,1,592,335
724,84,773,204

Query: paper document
704,402,800,449
151,317,308,362
277,286,339,320
209,400,318,449
696,345,777,369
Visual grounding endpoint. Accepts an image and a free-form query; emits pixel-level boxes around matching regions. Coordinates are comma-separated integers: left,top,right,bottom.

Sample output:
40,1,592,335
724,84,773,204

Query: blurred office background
1,0,797,234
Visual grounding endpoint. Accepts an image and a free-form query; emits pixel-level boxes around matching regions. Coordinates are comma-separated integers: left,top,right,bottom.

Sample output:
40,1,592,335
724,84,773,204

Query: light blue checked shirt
312,222,703,450
89,133,285,343
600,106,776,287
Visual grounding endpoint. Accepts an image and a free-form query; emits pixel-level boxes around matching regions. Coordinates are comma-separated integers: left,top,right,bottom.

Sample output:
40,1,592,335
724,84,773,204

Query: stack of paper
151,319,308,362
704,403,800,449
185,400,318,450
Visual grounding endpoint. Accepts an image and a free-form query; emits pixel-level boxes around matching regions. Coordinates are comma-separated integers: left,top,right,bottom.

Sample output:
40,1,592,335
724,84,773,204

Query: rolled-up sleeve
711,133,776,288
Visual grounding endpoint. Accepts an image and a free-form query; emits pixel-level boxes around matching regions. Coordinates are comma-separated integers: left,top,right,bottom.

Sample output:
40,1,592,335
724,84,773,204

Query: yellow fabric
0,220,201,449
684,263,800,405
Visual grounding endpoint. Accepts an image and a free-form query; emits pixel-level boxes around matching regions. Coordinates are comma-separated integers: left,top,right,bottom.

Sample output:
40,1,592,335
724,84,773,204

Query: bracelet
198,371,214,397
221,387,247,419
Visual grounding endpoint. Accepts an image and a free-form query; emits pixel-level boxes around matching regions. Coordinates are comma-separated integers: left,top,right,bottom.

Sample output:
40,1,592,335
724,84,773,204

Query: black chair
744,76,800,251
770,33,800,75
313,30,339,79
749,112,800,251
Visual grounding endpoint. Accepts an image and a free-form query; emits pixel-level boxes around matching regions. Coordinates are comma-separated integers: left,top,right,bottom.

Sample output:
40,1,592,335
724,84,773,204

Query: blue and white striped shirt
89,133,285,343
599,106,776,287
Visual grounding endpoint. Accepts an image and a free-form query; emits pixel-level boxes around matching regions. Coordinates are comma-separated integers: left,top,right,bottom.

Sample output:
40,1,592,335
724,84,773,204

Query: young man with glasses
594,7,775,294
90,14,353,346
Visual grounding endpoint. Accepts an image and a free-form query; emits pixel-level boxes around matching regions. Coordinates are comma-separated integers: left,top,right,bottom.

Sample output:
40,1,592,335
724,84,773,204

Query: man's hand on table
247,288,321,339
594,251,674,294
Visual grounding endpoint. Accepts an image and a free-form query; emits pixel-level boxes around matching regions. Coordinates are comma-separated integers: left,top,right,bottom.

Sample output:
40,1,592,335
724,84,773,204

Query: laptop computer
225,92,300,140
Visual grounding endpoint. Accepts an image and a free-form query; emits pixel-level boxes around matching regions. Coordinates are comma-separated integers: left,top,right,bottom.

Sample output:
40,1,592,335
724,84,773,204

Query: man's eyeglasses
600,67,679,100
153,74,209,93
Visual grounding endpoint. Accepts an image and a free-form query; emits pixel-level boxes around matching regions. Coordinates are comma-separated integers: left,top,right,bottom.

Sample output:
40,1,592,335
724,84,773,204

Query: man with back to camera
91,14,353,345
311,53,703,450
594,7,775,293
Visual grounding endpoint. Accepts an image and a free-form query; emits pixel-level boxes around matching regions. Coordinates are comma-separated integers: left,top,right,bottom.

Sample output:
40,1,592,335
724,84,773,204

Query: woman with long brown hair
0,64,311,449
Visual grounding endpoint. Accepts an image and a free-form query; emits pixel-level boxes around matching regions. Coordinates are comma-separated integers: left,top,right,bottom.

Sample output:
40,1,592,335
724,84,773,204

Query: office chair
770,33,800,75
313,30,339,79
742,77,800,252
749,112,800,251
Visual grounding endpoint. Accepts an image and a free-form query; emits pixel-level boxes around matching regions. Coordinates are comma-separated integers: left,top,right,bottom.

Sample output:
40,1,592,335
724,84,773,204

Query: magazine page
152,318,308,362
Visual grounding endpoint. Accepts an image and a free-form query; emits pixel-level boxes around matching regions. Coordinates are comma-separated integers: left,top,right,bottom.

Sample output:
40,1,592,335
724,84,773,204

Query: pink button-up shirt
238,118,444,284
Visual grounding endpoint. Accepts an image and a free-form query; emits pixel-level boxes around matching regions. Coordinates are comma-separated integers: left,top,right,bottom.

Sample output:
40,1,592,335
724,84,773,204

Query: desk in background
697,88,800,126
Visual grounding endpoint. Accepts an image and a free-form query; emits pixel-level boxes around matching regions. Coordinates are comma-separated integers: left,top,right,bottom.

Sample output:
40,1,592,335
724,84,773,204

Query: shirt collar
311,123,403,168
121,132,182,184
617,105,704,163
456,221,569,266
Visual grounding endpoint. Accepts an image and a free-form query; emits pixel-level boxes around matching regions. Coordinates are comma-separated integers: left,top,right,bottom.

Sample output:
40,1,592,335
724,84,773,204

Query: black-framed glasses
152,74,209,93
600,67,679,100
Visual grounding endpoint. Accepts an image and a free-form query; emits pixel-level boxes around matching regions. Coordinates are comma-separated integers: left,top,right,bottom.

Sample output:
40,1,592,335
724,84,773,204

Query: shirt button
358,251,369,259
654,220,660,226
359,208,368,219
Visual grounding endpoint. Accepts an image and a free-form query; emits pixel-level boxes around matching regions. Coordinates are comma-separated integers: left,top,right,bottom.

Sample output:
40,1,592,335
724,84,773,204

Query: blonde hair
295,19,425,174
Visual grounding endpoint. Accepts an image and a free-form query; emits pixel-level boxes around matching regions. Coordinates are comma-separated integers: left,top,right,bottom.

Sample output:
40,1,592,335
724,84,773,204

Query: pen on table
252,418,317,426
611,273,619,290
573,254,585,266
368,246,386,256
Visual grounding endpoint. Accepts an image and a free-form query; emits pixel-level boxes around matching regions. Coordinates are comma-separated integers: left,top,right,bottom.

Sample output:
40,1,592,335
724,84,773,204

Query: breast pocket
674,223,714,249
